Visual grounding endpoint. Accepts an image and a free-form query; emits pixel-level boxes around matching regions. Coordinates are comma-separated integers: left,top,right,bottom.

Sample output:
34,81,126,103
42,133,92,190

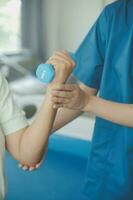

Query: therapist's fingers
51,96,70,104
55,84,76,91
52,102,72,109
48,83,75,91
51,90,73,98
52,97,72,109
50,84,77,104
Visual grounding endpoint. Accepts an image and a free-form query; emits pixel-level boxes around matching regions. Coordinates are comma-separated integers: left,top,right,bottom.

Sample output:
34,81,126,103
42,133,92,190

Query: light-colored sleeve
0,73,28,136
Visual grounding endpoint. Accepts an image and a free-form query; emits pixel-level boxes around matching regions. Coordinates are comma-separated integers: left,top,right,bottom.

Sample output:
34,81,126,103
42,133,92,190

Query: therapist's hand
47,50,75,84
50,84,89,110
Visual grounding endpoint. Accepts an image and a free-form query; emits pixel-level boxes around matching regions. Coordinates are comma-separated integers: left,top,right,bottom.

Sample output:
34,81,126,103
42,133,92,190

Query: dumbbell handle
36,52,75,84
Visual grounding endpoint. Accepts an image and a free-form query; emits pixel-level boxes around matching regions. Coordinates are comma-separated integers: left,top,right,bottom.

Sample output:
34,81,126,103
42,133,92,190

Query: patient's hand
18,160,42,171
47,50,75,84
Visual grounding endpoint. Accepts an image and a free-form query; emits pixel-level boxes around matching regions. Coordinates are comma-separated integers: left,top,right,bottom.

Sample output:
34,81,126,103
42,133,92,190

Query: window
0,0,21,53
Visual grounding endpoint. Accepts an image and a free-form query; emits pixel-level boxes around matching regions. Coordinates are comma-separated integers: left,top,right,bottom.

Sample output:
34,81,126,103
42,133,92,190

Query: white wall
43,0,105,58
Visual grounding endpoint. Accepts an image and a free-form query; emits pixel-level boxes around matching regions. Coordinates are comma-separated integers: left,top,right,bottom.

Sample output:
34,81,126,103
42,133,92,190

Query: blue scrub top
72,0,133,200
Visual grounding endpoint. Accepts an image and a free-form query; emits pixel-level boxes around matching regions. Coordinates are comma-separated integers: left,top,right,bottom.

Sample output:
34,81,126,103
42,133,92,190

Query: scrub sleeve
72,8,107,90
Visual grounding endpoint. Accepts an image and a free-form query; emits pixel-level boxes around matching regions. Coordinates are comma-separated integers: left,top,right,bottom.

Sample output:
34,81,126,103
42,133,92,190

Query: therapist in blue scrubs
20,0,133,199
48,0,133,199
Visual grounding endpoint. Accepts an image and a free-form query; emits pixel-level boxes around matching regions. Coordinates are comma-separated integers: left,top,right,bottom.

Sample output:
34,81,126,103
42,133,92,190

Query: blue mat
5,134,91,200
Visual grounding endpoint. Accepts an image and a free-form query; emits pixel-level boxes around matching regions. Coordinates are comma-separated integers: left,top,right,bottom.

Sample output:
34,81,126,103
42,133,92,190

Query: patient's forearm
19,94,57,165
18,96,82,165
15,84,97,166
84,96,133,127
51,108,82,133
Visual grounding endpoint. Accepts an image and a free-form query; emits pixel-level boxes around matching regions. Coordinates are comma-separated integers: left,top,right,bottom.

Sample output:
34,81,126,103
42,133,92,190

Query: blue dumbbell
36,52,76,84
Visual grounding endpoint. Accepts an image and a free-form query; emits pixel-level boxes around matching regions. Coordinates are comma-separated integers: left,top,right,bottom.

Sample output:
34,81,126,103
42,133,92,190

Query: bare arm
6,93,57,165
51,82,133,128
6,82,97,166
83,96,133,127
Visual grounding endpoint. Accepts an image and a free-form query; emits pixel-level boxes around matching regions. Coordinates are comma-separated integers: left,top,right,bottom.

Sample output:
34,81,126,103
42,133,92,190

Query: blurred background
0,0,114,141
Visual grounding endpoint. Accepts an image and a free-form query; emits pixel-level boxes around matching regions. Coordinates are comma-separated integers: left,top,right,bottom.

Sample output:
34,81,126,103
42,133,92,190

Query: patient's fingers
47,50,75,67
35,161,42,169
18,163,23,168
18,163,34,171
18,159,43,171
22,166,29,170
29,166,35,171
